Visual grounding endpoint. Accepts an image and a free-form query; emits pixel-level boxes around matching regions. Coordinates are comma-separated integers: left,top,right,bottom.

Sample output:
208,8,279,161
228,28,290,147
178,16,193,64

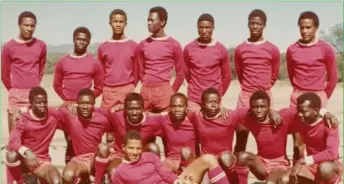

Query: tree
320,23,343,57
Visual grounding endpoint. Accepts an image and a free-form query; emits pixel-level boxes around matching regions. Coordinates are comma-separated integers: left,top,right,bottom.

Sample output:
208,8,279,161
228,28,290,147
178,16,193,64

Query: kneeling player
112,130,229,184
6,87,62,184
278,93,342,184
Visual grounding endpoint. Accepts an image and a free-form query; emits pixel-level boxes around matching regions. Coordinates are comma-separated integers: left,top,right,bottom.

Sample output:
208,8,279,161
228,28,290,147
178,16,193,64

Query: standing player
98,9,139,147
1,11,47,133
137,6,185,113
278,93,342,184
184,13,231,111
112,130,230,184
55,89,113,184
160,93,199,174
6,87,62,184
53,27,104,164
233,9,280,161
286,11,338,164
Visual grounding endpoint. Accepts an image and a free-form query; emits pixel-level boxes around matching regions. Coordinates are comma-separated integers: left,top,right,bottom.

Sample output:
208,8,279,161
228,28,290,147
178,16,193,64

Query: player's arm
171,43,186,92
53,60,66,99
132,43,140,86
8,119,39,168
234,47,243,84
270,46,280,85
323,44,338,99
39,43,47,82
152,153,179,183
1,45,12,90
93,61,104,98
286,47,295,86
220,46,232,95
136,42,145,83
183,47,191,83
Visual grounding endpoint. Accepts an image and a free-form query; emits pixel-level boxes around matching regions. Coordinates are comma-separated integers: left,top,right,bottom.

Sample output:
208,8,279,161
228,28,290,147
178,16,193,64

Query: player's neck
151,29,166,38
256,116,269,124
308,115,322,126
197,37,212,44
169,114,185,126
298,36,318,46
111,34,126,40
29,109,46,120
127,114,146,126
203,112,221,119
15,35,34,43
247,35,264,43
72,50,87,57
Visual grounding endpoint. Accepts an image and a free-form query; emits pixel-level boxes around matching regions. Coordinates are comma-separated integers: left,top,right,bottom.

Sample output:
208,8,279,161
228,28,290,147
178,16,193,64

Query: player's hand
24,150,39,169
111,104,124,113
323,112,339,129
219,107,231,119
67,104,78,115
268,109,283,128
11,109,22,123
289,161,302,184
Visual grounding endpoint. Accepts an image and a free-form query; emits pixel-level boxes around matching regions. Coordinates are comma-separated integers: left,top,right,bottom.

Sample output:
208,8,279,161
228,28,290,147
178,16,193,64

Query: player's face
125,100,144,124
248,16,265,38
31,94,48,117
250,99,269,122
77,95,95,119
18,17,36,40
197,20,214,42
299,18,317,43
202,93,221,117
123,139,143,161
73,33,90,53
297,100,319,124
170,96,187,121
110,14,127,35
148,12,164,34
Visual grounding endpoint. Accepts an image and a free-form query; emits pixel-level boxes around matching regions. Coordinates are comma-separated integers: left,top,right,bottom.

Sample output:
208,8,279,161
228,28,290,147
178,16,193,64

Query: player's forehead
171,96,186,104
77,95,94,102
21,17,36,25
204,93,220,101
251,99,268,105
198,20,213,27
299,18,315,26
33,94,47,101
126,139,142,147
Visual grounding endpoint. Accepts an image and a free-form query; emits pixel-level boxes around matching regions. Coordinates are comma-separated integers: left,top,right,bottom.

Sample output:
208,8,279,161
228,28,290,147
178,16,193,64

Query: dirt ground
1,75,343,183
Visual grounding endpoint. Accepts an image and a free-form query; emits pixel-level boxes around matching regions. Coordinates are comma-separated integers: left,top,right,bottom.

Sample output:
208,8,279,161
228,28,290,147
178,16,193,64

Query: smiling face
77,94,95,120
125,100,144,124
123,139,143,162
298,18,317,43
297,100,319,124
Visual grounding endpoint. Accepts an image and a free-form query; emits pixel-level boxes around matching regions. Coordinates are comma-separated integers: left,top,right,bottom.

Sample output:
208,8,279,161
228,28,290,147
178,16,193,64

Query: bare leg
234,124,249,153
33,163,62,184
292,133,305,164
236,152,267,181
6,150,25,183
62,160,90,184
265,168,287,184
94,143,110,184
277,167,315,184
317,161,341,184
8,112,14,133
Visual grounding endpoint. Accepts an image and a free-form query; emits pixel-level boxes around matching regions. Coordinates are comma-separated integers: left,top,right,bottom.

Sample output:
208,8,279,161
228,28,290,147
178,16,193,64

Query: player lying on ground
6,87,62,184
187,87,283,184
112,130,230,184
278,92,342,184
235,91,339,184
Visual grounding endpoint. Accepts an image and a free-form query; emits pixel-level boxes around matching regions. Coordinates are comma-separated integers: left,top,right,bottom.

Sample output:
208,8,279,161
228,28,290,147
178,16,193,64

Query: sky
1,1,343,52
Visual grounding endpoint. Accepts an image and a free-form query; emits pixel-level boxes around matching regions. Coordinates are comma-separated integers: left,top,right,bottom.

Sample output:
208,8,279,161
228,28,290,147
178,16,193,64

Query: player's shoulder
184,39,197,49
2,39,17,50
264,40,279,51
33,37,46,46
213,40,227,50
318,40,335,50
286,41,299,51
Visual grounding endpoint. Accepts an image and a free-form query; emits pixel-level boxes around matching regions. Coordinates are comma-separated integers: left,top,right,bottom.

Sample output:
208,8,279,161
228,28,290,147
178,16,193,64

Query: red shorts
101,84,135,109
70,153,95,173
187,101,202,112
290,89,327,108
140,82,174,111
258,156,290,177
301,161,343,184
8,88,31,113
236,90,274,109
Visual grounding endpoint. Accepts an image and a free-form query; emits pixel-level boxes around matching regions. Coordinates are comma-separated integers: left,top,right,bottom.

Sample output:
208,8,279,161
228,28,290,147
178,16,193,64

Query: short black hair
298,11,319,28
124,130,142,146
201,88,221,102
124,92,144,108
77,88,95,100
73,27,91,40
18,11,37,25
109,9,127,22
249,90,271,107
197,13,215,25
296,92,321,109
29,86,47,104
248,9,267,24
149,6,168,27
170,92,188,106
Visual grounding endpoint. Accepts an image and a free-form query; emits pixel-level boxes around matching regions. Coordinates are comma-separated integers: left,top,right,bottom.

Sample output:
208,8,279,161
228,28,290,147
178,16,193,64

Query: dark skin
236,99,286,182
247,16,265,42
109,14,127,40
197,20,214,44
6,94,63,183
73,32,90,56
147,12,166,38
298,18,317,44
18,17,36,41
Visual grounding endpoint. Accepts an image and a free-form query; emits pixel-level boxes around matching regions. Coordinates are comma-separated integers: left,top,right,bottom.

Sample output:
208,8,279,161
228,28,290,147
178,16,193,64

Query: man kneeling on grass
112,130,230,184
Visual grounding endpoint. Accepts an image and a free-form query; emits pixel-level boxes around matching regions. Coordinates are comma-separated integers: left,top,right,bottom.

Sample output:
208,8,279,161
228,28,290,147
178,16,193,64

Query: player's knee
97,143,110,158
219,151,235,168
6,150,19,163
236,152,250,166
180,147,194,161
318,162,337,180
52,177,63,184
106,133,114,143
265,180,276,184
145,143,160,156
277,175,289,184
63,169,76,183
